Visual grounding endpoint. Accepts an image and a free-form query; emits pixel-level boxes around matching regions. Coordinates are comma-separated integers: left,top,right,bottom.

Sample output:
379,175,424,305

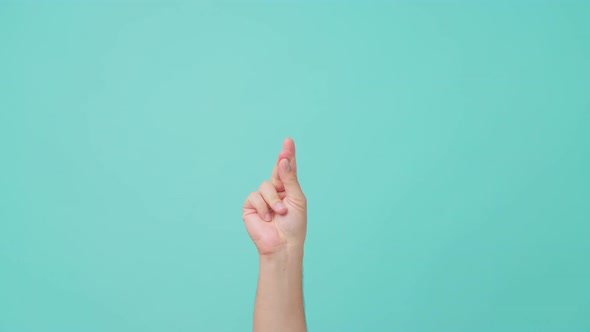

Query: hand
242,138,307,256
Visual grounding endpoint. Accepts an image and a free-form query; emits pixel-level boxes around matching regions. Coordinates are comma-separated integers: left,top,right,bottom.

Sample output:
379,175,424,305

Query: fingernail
264,212,271,221
275,202,286,211
282,159,290,170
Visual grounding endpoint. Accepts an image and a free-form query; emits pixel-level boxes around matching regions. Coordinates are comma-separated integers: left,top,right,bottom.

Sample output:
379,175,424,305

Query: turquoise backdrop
1,2,589,331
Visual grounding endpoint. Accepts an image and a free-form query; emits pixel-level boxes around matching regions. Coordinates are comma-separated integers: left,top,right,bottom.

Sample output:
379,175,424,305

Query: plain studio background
1,1,589,331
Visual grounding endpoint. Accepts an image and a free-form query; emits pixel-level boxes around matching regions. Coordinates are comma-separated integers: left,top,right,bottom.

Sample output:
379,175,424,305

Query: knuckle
251,192,263,204
259,181,272,192
259,182,279,200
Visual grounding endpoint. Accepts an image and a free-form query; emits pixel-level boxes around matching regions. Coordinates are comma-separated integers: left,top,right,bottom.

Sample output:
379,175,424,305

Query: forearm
254,246,306,332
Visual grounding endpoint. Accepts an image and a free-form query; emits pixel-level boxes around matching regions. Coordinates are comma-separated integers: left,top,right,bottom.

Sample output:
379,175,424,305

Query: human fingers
246,191,272,221
278,157,305,204
270,137,297,190
258,181,288,215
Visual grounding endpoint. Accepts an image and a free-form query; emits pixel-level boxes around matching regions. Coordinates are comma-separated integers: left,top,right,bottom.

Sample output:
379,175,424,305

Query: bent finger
258,181,288,215
247,191,272,221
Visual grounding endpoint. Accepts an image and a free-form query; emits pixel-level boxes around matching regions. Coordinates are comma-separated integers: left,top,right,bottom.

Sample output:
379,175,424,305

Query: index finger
270,137,297,190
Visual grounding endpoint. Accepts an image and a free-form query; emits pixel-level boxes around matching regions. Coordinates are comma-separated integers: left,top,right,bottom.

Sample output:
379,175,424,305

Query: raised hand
242,137,307,256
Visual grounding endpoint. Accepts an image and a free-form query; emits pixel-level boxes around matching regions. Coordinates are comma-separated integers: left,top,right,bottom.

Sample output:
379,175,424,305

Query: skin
242,137,307,332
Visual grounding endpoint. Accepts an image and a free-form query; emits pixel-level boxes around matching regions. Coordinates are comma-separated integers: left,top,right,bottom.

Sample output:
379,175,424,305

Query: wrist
259,244,304,266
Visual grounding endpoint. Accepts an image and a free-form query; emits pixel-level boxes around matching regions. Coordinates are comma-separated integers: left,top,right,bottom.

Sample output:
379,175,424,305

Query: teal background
1,2,589,331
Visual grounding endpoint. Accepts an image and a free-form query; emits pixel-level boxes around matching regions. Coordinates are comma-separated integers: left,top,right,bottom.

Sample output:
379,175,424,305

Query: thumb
278,158,304,200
